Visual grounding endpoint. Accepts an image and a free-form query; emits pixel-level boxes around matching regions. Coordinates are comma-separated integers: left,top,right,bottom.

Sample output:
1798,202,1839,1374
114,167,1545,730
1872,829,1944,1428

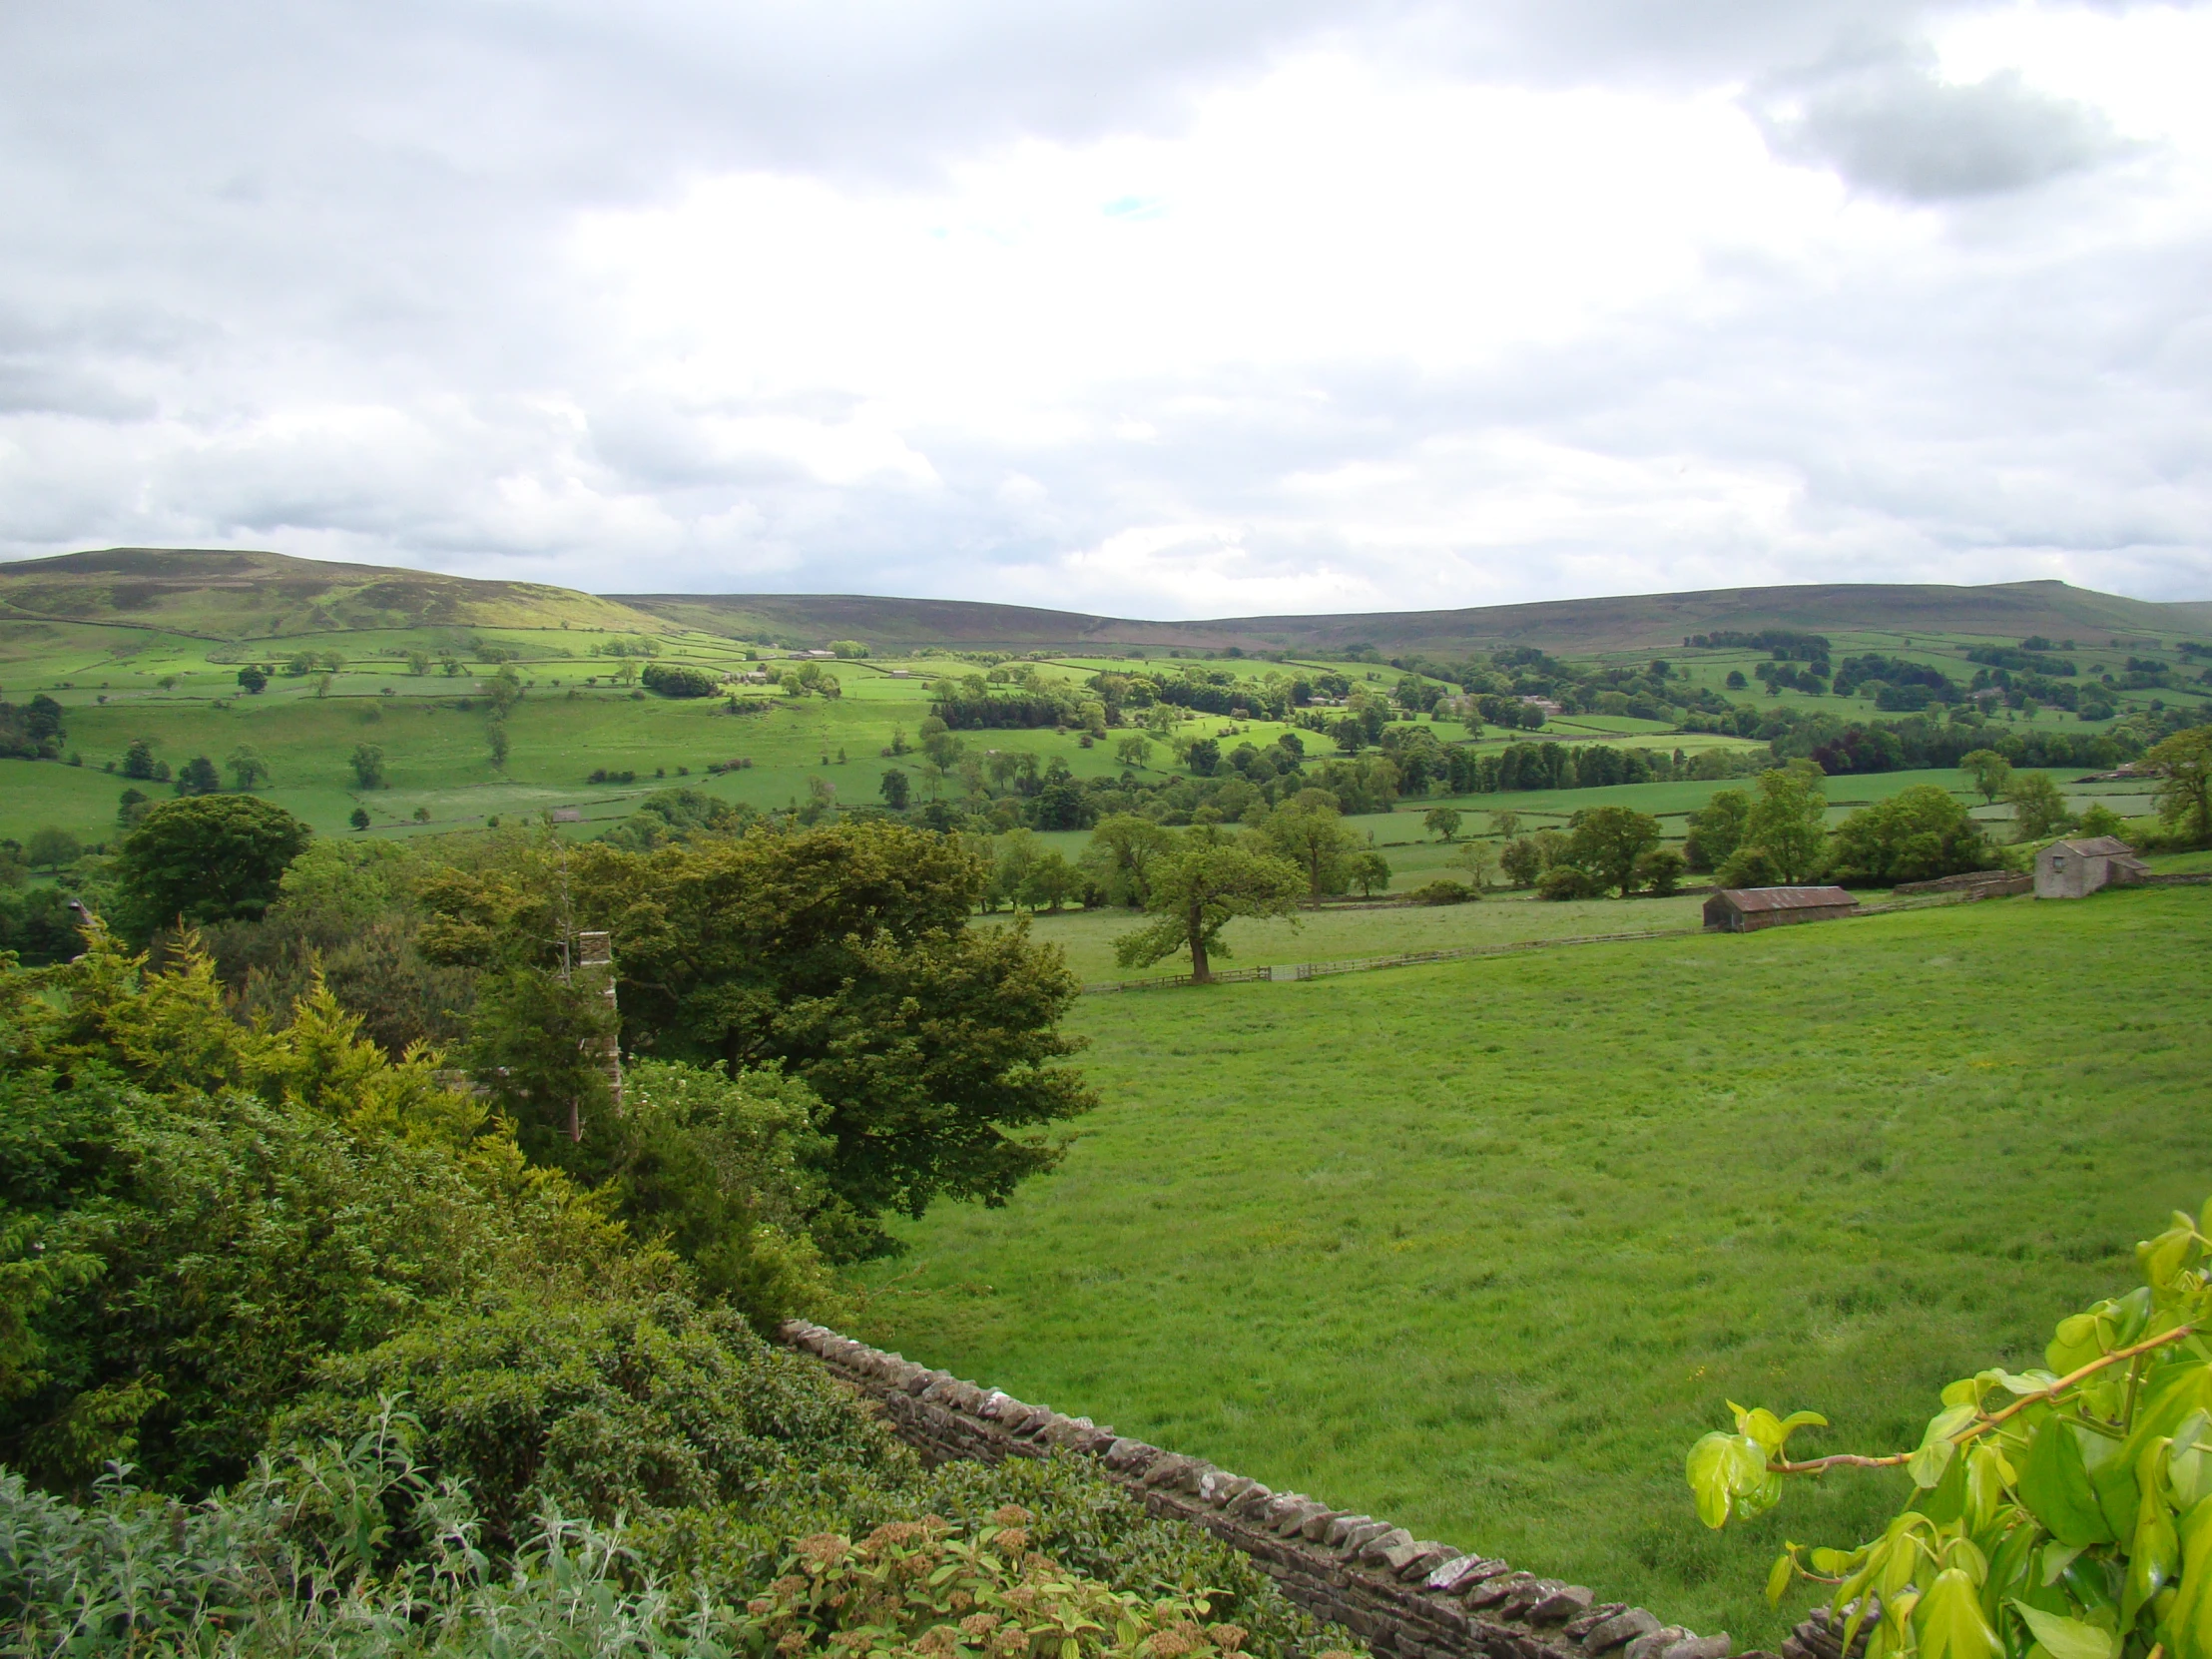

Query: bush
1410,878,1477,905
734,1511,1263,1659
1536,864,1596,900
1827,784,2000,885
1632,845,1686,895
641,663,722,698
282,1290,912,1540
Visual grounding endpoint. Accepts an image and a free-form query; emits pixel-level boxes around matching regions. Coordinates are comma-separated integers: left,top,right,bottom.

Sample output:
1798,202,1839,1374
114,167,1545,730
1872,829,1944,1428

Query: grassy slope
624,580,2212,654
0,548,668,637
855,886,2212,1647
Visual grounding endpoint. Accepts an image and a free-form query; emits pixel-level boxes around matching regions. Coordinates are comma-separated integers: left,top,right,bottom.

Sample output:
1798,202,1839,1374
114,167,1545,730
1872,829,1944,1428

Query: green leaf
1687,1432,1774,1529
2125,1504,2179,1630
1769,1551,1797,1607
2164,1498,2212,1659
1914,1406,1979,1489
2041,1544,2085,1589
2081,1428,2140,1544
2050,1314,2107,1377
2007,1602,2119,1659
1812,1548,1858,1575
1918,1567,2002,1659
1924,1442,1971,1525
2144,1227,2195,1290
1965,1444,2009,1533
2020,1419,2117,1547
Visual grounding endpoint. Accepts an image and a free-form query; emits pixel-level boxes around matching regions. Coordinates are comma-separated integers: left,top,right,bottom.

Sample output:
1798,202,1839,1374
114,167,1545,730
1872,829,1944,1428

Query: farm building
2034,836,2149,899
1703,885,1861,932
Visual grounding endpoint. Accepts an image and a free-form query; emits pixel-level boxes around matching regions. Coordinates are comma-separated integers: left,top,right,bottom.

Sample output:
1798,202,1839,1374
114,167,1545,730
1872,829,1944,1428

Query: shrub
735,1511,1262,1659
1536,864,1596,900
1410,878,1477,905
1633,845,1686,895
2074,803,2128,839
281,1290,912,1540
641,663,722,699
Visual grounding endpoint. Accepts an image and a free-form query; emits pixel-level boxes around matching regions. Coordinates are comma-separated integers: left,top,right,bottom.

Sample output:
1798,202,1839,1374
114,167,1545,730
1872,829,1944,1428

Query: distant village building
2034,836,2149,899
1518,696,1565,717
1703,885,1861,932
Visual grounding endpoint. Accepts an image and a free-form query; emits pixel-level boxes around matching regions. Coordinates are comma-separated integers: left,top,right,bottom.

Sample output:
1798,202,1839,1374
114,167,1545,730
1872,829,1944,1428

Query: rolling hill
5,547,2209,654
0,548,668,639
622,579,2212,654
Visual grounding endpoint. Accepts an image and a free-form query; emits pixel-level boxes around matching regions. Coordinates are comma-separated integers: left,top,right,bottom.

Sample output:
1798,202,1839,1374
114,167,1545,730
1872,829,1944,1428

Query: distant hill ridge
5,547,2209,653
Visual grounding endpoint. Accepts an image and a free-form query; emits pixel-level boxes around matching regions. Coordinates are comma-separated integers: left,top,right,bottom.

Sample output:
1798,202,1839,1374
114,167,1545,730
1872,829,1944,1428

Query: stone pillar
572,930,624,1126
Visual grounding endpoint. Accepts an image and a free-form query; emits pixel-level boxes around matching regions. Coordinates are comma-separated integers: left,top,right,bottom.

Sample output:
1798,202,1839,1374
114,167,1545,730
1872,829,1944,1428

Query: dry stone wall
781,1322,1778,1659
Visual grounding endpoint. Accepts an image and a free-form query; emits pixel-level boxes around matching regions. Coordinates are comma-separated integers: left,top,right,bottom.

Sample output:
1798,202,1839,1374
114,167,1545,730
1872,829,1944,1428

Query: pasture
856,884,2212,1647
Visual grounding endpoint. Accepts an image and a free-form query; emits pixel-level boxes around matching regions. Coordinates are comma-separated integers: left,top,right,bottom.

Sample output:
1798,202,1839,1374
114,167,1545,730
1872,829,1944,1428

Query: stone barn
1703,885,1860,932
2034,835,2149,899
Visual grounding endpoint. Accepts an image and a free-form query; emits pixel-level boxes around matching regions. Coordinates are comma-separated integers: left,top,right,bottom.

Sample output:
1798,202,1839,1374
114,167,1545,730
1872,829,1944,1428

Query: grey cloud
0,1,2207,612
1752,43,2125,199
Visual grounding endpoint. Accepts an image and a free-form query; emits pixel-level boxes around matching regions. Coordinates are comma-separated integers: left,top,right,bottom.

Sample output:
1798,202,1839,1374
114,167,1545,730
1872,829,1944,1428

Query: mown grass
856,886,2212,1648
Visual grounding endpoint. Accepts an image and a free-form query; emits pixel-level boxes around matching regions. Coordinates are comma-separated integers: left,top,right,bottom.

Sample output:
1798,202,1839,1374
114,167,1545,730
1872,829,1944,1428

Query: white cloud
0,0,2207,613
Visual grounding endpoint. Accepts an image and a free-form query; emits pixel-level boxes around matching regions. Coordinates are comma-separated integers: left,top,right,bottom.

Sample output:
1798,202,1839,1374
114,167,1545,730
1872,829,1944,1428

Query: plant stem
1774,1327,2195,1475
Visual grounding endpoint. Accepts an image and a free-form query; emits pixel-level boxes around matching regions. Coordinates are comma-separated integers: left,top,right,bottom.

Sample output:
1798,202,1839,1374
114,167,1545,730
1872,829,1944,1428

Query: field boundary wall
780,1320,1777,1659
1078,887,2010,993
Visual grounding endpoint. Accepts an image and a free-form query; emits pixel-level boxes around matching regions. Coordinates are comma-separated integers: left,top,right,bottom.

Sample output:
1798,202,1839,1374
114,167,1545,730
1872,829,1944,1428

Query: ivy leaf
2007,1601,2119,1659
2019,1418,2117,1548
1918,1567,2001,1659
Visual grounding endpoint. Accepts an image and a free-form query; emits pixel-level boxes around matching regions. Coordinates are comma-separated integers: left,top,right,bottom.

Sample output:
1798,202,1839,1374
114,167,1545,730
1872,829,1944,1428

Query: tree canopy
1827,785,2000,885
420,822,1094,1258
2147,725,2212,845
1111,838,1304,984
112,796,312,934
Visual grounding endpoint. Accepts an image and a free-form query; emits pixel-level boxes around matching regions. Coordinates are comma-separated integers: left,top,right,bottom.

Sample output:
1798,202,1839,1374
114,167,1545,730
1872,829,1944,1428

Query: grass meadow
987,891,1714,984
856,885,2212,1647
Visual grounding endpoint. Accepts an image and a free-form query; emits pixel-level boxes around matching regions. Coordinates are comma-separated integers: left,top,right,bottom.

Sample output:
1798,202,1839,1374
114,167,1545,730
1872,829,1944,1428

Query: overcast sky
2,1,2208,617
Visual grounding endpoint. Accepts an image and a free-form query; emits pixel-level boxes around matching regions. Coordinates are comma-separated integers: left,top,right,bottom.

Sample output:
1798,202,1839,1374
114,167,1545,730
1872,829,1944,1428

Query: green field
855,884,2212,1647
988,890,1713,984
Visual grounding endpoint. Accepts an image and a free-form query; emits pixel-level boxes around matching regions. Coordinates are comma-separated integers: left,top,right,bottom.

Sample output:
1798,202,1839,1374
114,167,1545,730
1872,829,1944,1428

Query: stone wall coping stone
1584,1609,1663,1651
1624,1628,1689,1659
775,1320,1732,1659
1531,1587,1598,1623
1468,1572,1538,1609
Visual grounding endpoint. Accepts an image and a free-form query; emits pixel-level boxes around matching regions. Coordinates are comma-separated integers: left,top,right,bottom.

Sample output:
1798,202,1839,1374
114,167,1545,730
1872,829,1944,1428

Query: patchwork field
855,884,2212,1648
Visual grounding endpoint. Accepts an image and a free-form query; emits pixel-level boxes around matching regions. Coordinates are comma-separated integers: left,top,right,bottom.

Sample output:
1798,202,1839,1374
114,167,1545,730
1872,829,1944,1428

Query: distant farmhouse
1703,885,1860,932
2034,836,2149,899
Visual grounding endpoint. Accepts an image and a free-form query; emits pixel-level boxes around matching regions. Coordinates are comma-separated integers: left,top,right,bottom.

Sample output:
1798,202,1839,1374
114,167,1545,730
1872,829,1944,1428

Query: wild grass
856,885,2212,1648
991,891,1711,984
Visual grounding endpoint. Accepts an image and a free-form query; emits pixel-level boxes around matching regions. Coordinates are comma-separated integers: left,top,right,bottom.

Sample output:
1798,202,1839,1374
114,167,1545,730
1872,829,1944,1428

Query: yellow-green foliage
739,1509,1297,1659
